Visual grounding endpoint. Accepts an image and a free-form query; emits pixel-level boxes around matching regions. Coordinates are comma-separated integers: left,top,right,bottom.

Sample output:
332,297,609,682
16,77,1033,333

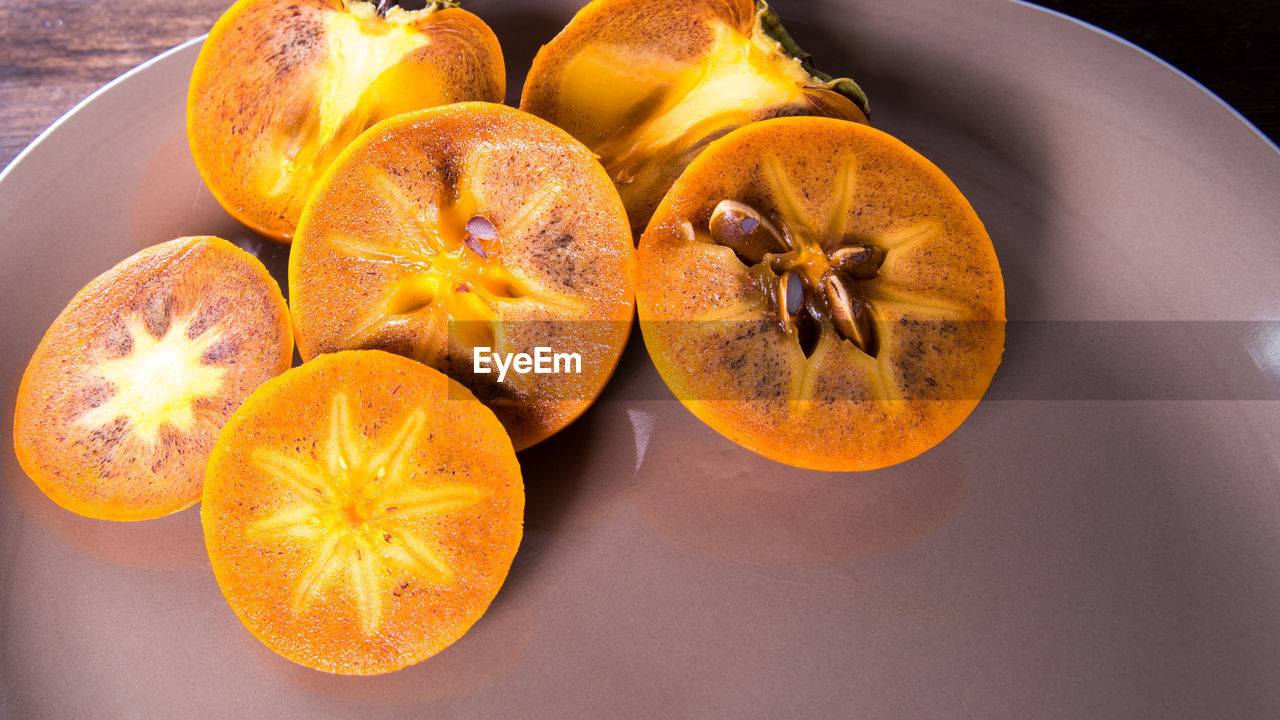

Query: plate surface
3,0,1280,717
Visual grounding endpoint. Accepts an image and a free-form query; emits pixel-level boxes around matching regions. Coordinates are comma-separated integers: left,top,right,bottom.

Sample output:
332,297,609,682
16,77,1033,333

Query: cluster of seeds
708,199,885,358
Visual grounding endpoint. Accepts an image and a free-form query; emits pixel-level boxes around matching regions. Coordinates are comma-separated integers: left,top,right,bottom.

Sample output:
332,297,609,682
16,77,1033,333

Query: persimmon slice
638,117,1005,471
289,102,636,450
202,350,524,675
521,0,869,233
188,0,505,241
13,236,293,520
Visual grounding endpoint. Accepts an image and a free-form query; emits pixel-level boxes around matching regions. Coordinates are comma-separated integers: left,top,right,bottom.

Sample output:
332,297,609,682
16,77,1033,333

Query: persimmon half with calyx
637,117,1005,471
188,0,505,242
289,102,636,451
13,236,293,520
202,350,524,675
520,0,869,234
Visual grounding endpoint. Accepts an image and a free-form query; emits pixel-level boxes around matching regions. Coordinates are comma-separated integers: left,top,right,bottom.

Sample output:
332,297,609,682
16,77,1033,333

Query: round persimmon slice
13,236,293,520
290,102,636,451
638,117,1005,471
521,0,869,233
188,0,505,241
202,350,524,675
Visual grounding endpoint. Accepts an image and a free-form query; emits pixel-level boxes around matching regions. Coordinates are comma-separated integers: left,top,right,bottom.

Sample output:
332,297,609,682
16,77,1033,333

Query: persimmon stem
371,0,461,16
754,0,871,120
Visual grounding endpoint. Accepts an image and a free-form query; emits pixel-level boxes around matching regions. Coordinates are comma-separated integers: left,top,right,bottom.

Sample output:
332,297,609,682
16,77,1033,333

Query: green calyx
755,0,871,121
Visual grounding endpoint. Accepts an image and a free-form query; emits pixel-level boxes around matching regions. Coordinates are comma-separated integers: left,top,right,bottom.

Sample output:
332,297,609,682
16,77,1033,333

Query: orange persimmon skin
13,236,293,520
289,102,636,451
188,0,505,241
637,117,1005,471
202,350,524,675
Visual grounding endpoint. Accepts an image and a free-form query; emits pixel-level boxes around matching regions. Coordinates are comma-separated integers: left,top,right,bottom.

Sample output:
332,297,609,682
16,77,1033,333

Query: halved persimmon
289,102,636,451
188,0,505,241
637,117,1005,471
521,0,869,233
202,350,524,675
13,236,293,520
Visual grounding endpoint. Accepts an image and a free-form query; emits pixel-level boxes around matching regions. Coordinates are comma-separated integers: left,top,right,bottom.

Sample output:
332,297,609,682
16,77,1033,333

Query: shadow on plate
1,401,208,570
479,1,575,106
630,402,970,565
503,330,650,590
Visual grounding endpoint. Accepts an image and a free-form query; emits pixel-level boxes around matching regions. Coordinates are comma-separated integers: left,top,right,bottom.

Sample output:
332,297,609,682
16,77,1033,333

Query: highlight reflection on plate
2,0,1280,717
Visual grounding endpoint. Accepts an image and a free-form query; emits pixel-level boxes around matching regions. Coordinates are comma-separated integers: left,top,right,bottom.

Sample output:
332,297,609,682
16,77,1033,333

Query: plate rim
2,1,1278,191
0,35,206,187
1002,0,1279,155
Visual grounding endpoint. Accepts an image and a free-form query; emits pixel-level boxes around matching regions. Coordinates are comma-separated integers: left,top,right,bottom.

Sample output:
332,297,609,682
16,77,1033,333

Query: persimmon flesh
202,350,524,675
188,0,505,241
13,236,293,520
289,102,636,451
521,0,869,233
638,117,1005,471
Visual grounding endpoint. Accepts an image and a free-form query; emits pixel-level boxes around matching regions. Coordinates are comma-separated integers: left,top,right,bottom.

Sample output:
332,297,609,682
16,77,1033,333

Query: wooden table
1,0,1277,169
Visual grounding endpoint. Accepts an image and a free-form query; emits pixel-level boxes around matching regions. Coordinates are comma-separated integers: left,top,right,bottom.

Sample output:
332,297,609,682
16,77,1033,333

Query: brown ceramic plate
3,0,1280,716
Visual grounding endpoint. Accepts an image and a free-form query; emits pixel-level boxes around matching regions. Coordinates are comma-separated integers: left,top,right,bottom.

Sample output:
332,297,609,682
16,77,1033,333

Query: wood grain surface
0,0,1277,170
0,0,226,168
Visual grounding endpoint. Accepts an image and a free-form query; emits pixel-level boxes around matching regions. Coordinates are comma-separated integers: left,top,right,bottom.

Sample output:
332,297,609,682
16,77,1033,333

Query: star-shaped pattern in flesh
78,311,228,445
248,392,483,636
685,153,981,410
328,166,583,359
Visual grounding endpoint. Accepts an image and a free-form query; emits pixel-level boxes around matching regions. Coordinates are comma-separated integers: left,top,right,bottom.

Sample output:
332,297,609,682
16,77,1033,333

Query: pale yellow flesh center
248,392,483,636
569,21,813,178
316,4,430,144
78,313,229,445
264,2,432,199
